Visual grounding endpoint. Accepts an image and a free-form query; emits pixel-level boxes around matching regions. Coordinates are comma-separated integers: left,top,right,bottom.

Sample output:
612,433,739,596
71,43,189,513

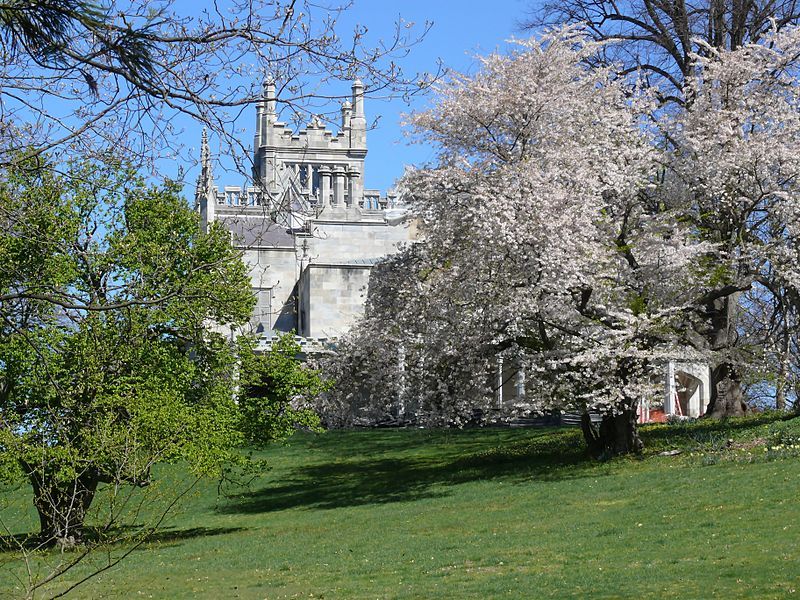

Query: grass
3,414,800,598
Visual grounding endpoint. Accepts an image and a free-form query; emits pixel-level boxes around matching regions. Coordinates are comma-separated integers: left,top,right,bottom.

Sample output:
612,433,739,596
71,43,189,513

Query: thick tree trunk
29,472,98,549
705,362,748,418
581,407,643,459
776,382,787,412
776,327,790,411
702,293,749,418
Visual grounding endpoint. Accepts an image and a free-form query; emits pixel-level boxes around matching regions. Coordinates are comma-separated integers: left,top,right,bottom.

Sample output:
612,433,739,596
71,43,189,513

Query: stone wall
242,246,299,333
299,264,372,338
306,220,412,264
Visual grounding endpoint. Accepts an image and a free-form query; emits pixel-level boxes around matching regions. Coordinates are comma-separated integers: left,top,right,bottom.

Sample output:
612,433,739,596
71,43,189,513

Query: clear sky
196,0,535,193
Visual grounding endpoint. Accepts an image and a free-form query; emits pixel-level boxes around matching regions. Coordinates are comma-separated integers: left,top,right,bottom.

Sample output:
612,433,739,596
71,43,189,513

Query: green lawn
3,415,800,599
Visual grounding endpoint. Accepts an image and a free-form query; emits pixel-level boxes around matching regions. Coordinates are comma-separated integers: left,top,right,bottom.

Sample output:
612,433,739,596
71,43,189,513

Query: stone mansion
194,79,710,421
195,78,416,347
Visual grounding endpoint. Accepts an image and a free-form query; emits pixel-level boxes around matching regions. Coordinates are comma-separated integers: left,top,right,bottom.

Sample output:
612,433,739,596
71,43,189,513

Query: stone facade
195,80,416,342
195,81,705,421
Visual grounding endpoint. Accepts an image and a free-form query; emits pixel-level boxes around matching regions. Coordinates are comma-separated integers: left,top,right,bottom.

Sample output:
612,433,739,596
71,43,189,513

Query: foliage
237,332,327,447
658,24,800,415
529,1,800,414
0,154,298,568
328,22,800,449
325,28,681,450
0,157,334,594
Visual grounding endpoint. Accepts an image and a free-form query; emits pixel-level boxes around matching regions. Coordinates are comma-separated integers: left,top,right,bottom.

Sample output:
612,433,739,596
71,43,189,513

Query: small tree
0,156,325,596
0,156,254,546
238,332,328,446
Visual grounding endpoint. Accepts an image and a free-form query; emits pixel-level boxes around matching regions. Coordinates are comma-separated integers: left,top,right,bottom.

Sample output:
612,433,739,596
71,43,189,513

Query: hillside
3,414,800,599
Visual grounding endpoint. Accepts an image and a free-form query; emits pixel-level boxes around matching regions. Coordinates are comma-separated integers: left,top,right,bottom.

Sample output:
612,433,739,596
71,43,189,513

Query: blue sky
197,0,534,193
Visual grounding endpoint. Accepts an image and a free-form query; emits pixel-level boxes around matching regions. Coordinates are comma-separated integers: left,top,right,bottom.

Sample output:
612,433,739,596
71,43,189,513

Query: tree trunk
705,362,748,418
702,293,748,418
776,383,787,412
29,472,98,549
776,325,790,411
581,407,643,459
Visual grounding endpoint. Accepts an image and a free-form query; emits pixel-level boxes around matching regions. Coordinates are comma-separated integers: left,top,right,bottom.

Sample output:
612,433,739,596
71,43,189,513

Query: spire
197,128,212,191
200,128,210,172
195,128,216,222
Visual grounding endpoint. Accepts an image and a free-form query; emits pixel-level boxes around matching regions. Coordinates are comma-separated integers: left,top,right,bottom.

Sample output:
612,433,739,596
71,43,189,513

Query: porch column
515,365,526,400
496,355,504,407
665,361,676,415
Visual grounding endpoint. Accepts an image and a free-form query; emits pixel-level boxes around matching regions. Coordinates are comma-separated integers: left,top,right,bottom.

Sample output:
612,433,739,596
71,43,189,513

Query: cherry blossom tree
328,24,800,453
327,28,699,455
655,25,800,415
528,1,800,414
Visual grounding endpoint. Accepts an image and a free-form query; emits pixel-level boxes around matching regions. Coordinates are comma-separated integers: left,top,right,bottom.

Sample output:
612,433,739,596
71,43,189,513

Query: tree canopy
0,0,431,174
0,157,322,580
530,0,800,103
327,23,800,455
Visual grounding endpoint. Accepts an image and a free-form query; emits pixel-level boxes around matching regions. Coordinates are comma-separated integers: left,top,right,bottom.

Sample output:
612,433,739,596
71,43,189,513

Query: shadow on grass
140,526,245,546
220,428,601,515
289,426,541,460
226,414,800,516
640,411,799,451
0,526,245,553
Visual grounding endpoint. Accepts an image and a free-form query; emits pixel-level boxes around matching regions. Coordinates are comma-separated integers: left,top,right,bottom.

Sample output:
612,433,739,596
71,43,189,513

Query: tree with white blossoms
328,28,710,456
528,0,800,413
329,24,800,453
655,25,800,415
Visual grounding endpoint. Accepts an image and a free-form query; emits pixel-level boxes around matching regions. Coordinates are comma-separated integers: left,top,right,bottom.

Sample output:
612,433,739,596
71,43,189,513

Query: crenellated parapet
200,184,402,214
252,79,370,216
195,77,417,345
197,77,409,232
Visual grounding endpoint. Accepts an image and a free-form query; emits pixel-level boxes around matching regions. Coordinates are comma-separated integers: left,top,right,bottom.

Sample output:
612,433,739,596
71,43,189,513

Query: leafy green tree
238,332,328,446
0,155,282,559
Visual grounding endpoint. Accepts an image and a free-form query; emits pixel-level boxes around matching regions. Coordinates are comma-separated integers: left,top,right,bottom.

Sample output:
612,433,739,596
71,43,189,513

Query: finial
263,75,276,107
341,100,352,130
201,128,210,170
262,76,277,122
351,78,365,122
